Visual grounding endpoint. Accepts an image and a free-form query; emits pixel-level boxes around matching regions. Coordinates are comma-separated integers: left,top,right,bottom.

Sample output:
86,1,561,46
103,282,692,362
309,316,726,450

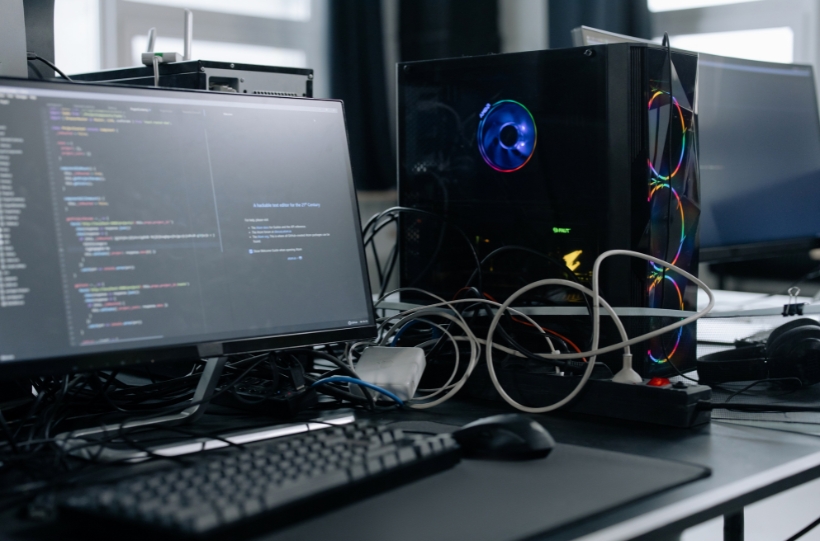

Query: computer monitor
696,55,820,261
0,78,376,378
573,26,820,263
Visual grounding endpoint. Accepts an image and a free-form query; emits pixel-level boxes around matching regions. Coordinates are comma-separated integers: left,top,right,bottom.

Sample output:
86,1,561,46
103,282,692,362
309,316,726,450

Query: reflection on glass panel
131,36,307,67
54,0,101,74
125,0,310,21
654,27,794,64
647,0,762,11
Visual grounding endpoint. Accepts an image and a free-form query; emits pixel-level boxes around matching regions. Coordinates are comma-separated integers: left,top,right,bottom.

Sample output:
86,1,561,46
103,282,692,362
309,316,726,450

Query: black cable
287,349,377,411
698,400,820,413
26,53,73,81
719,377,803,403
379,243,400,298
363,206,483,294
785,514,820,541
463,244,595,339
0,409,18,454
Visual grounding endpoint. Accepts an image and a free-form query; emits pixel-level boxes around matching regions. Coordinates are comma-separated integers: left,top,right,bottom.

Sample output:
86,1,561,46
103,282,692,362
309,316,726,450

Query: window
54,0,101,75
649,0,820,85
648,0,762,12
54,0,329,96
660,27,794,63
123,0,311,21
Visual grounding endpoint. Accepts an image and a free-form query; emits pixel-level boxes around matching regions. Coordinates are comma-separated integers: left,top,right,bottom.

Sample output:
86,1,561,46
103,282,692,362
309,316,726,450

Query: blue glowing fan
477,100,537,172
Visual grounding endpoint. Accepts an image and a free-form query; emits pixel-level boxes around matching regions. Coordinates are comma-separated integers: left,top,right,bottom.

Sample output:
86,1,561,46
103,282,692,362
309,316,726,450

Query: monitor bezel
0,76,377,380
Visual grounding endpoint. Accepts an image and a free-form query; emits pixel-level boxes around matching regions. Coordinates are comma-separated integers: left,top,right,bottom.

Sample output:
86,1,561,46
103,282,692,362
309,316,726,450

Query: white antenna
146,27,156,53
183,10,193,61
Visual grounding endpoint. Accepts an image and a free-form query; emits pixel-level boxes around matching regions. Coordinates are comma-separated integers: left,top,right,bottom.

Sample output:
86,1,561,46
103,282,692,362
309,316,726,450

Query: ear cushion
768,326,820,385
696,345,767,384
767,318,820,355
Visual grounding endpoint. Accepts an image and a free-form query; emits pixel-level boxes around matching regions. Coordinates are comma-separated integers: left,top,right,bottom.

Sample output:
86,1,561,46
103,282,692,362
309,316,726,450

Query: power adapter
352,347,426,401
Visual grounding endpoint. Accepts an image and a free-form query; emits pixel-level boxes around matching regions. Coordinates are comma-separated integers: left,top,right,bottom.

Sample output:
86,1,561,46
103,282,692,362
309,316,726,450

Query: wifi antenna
146,27,156,54
184,9,193,61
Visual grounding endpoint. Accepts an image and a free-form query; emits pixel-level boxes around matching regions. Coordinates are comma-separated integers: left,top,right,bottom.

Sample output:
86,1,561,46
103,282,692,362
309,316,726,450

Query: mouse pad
262,443,710,541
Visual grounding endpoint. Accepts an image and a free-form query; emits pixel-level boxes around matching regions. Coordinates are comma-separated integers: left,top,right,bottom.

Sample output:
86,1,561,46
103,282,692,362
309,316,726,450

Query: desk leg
724,510,744,541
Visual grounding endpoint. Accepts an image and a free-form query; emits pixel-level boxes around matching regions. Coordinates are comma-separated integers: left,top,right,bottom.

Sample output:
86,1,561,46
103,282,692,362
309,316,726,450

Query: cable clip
783,287,804,316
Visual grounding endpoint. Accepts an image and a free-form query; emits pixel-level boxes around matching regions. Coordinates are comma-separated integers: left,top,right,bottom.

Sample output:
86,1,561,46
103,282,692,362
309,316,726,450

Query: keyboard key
61,421,461,537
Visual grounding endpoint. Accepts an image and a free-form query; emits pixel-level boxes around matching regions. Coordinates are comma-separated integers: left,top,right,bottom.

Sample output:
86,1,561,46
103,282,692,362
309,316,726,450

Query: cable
785,513,820,541
0,409,19,454
697,401,820,413
26,53,73,81
376,250,714,410
485,278,625,413
719,377,803,403
464,245,595,325
310,376,403,406
362,206,483,295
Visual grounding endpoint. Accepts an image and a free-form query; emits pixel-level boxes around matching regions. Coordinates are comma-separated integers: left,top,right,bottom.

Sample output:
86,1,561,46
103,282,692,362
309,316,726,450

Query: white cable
347,341,377,371
378,260,712,361
373,294,560,407
369,252,714,412
379,296,617,360
485,279,626,413
484,250,714,413
379,312,461,402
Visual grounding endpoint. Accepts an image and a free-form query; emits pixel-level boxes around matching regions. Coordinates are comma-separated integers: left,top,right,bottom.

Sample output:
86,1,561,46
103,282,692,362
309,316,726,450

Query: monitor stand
55,356,228,462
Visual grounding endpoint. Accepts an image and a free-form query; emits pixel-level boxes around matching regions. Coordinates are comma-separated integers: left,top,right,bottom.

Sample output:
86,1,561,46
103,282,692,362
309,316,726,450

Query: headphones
696,318,820,386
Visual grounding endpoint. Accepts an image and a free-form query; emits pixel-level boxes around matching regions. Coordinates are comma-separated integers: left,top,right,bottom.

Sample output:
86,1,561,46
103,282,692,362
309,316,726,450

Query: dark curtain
399,0,500,62
548,0,651,49
329,0,393,191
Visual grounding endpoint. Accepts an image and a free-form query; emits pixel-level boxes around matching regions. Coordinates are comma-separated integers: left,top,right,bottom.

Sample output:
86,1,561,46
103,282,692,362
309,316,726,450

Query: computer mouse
452,413,555,460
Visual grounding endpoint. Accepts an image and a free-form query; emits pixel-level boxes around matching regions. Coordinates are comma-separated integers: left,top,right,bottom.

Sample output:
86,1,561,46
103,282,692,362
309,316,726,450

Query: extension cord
466,364,712,427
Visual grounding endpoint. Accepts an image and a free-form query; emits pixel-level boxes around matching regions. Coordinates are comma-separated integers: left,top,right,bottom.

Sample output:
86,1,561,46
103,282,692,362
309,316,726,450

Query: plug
611,353,642,384
141,52,182,65
351,347,426,401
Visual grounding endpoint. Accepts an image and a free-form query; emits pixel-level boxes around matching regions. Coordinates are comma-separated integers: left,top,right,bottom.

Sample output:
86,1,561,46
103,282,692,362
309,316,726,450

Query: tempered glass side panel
641,48,700,376
398,49,609,305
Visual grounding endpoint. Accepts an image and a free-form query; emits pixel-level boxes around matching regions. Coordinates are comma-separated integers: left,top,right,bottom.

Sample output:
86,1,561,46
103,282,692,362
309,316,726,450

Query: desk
3,399,820,541
370,400,820,541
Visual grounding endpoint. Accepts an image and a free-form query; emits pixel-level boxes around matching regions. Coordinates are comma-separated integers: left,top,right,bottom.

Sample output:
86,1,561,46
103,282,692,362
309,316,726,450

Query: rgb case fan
397,44,700,377
477,100,537,172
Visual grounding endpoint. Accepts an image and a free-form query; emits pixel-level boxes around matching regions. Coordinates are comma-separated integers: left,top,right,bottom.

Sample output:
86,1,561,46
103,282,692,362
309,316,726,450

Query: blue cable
391,320,420,347
310,376,404,406
391,319,442,347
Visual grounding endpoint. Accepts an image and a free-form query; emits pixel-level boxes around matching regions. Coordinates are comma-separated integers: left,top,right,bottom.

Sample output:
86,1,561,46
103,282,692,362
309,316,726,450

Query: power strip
466,364,711,427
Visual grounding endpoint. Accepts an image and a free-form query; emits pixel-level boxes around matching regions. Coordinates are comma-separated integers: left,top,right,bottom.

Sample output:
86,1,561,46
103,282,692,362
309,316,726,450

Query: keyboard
60,421,461,537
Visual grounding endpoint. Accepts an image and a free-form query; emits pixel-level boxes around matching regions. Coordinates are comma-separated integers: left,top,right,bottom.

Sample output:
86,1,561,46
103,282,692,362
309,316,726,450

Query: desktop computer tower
397,43,700,377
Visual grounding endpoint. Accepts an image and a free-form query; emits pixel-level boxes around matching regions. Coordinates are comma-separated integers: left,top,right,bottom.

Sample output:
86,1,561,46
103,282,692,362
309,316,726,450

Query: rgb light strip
647,90,689,364
647,91,686,181
477,100,537,172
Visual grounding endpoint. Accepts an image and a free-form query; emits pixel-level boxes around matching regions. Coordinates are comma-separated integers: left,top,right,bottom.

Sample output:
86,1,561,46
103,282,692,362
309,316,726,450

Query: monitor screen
0,79,375,375
697,54,820,259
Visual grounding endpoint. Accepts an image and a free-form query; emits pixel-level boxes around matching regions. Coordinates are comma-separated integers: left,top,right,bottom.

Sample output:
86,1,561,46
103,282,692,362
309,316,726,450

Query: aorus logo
563,250,582,272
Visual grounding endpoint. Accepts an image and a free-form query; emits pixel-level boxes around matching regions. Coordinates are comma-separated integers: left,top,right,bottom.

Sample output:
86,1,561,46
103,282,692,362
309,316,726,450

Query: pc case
397,44,700,377
71,60,312,97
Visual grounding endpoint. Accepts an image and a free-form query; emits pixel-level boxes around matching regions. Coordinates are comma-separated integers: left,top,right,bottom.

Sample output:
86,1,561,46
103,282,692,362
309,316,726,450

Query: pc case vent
253,90,299,97
629,46,646,162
